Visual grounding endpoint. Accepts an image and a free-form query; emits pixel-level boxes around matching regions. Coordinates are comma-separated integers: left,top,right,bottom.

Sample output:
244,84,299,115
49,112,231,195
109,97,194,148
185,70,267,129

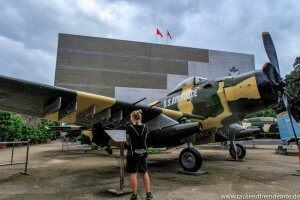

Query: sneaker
130,193,138,200
146,192,153,200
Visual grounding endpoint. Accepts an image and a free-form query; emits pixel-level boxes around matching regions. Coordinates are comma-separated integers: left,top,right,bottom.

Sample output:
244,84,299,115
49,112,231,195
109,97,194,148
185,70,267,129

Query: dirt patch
0,142,300,200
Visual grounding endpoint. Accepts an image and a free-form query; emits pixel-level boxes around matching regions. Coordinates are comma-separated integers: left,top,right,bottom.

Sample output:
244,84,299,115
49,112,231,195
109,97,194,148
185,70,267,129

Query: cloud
0,35,55,84
174,0,300,75
0,0,299,84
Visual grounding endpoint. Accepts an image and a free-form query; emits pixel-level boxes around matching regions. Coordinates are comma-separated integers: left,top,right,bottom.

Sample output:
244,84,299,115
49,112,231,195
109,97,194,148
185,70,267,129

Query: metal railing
61,136,69,150
0,141,30,175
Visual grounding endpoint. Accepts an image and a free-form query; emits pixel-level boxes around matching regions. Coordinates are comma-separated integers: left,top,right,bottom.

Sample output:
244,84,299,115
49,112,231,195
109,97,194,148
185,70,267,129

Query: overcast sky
0,0,299,85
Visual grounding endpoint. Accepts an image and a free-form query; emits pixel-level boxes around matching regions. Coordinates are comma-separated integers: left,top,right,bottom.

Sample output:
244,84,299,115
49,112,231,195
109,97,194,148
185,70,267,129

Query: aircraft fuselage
156,70,278,130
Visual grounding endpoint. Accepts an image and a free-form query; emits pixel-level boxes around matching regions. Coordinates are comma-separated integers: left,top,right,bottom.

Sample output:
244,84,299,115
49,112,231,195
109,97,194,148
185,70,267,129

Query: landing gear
275,145,288,154
105,146,113,155
179,148,202,172
229,143,246,160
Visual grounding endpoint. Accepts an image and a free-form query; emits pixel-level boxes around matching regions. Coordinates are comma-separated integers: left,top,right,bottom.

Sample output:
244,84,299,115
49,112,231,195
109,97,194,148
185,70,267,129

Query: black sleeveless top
126,124,148,150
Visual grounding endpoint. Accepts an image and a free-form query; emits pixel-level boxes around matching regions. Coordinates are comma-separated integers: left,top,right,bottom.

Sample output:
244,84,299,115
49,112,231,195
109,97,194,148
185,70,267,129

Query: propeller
262,32,300,168
262,32,297,120
262,62,282,86
262,32,282,86
262,32,280,75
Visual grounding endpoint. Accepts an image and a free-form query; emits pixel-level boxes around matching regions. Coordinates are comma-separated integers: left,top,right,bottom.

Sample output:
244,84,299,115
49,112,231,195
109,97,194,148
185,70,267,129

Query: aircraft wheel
229,143,246,159
179,148,202,172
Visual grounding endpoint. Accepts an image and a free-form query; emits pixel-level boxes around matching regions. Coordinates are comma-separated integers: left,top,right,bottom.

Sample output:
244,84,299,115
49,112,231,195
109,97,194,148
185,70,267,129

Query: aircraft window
194,77,208,85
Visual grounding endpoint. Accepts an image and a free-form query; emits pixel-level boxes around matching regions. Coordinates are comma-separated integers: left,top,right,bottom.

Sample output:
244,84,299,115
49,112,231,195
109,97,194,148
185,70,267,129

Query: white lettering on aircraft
163,89,198,108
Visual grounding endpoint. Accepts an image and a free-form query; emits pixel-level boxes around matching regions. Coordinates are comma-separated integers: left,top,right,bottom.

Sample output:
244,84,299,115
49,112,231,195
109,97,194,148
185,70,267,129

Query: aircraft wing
0,75,185,128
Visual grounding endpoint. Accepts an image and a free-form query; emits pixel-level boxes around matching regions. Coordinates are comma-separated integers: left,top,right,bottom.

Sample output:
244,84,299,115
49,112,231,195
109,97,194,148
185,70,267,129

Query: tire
179,148,202,172
229,143,246,159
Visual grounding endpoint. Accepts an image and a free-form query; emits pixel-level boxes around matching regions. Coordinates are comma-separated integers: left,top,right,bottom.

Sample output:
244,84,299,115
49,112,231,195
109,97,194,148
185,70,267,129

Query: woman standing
126,109,153,200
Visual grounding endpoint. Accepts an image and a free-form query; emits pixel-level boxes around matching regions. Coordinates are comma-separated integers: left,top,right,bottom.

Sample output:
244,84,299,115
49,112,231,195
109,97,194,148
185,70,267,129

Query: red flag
156,28,163,38
167,30,172,39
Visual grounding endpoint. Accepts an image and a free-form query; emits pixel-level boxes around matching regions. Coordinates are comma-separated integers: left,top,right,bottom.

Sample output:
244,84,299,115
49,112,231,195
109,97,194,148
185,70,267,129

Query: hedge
0,110,54,142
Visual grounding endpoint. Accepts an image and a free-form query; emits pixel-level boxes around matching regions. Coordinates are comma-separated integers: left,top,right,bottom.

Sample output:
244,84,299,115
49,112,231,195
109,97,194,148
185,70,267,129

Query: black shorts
126,151,148,173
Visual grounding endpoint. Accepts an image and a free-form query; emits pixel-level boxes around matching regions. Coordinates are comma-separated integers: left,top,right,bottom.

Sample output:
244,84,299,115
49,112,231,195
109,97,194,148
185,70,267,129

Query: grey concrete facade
188,50,255,79
55,33,255,103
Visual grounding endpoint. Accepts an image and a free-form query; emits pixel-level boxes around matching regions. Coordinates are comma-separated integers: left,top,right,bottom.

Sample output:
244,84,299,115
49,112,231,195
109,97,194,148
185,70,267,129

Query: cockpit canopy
194,76,208,85
167,76,208,96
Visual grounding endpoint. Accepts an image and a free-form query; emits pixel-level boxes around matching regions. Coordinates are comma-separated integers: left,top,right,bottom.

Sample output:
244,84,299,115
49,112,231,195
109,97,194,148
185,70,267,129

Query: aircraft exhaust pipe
148,122,202,142
161,122,202,135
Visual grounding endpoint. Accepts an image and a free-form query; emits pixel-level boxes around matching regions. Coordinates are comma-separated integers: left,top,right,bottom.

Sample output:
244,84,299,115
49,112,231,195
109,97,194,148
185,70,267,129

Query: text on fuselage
163,89,198,108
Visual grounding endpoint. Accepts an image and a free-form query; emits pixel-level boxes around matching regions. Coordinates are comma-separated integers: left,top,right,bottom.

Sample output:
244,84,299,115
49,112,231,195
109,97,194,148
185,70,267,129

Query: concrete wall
58,34,209,63
55,34,210,97
166,74,189,90
188,50,255,79
55,67,167,89
55,33,255,102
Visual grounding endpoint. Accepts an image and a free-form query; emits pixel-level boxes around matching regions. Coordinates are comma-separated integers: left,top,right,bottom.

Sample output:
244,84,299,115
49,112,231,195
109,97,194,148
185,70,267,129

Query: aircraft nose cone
255,71,278,107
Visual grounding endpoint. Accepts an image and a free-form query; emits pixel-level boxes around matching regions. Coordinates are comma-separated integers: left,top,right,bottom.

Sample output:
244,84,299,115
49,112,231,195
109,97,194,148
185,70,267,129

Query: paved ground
0,141,300,200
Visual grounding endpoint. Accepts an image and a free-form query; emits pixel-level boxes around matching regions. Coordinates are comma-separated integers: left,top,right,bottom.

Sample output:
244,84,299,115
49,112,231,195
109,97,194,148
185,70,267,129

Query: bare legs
130,173,138,194
130,172,151,194
143,172,151,193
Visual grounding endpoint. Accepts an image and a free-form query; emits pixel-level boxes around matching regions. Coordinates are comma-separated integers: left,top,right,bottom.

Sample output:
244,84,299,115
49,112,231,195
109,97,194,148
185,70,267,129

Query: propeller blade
262,32,280,76
262,62,282,86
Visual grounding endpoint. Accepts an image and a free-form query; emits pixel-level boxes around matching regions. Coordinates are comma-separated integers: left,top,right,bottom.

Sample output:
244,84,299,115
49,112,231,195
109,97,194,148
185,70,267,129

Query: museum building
54,34,255,104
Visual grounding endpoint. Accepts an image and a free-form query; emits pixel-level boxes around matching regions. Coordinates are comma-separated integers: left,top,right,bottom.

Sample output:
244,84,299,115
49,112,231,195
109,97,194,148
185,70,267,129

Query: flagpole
156,28,157,44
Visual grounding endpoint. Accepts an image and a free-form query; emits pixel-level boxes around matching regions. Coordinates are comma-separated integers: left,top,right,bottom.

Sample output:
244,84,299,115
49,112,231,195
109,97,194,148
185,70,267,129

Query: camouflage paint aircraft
242,117,278,132
0,32,298,172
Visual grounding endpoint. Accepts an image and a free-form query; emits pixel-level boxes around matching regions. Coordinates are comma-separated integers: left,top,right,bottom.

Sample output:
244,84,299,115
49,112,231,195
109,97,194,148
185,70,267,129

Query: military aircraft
0,32,298,172
46,123,89,135
242,117,278,132
46,124,114,154
242,117,279,138
47,121,262,158
277,111,300,144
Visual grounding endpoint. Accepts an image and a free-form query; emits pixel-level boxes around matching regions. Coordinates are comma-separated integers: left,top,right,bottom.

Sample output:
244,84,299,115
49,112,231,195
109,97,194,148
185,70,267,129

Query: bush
0,110,54,142
78,134,92,145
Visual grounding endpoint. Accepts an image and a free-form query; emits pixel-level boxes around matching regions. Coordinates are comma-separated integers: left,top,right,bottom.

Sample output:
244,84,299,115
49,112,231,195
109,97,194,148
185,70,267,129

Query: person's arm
145,126,149,139
126,125,131,146
126,134,129,146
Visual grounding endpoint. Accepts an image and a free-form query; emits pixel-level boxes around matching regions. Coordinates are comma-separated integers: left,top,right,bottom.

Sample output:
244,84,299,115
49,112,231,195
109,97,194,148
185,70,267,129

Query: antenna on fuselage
132,97,147,105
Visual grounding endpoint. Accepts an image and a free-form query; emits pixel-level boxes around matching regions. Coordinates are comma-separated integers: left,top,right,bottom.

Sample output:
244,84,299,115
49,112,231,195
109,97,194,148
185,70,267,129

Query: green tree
293,55,300,69
39,119,55,140
0,111,12,141
286,58,300,122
